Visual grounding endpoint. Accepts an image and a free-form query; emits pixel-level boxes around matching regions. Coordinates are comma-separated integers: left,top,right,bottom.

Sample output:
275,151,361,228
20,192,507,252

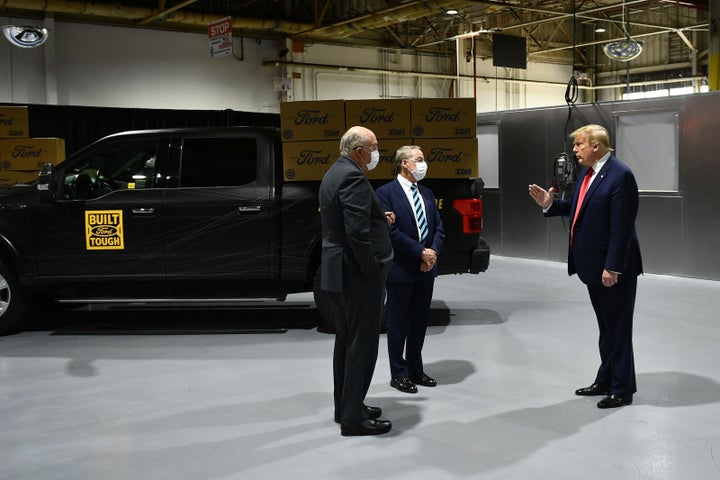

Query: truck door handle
131,208,155,215
238,206,262,212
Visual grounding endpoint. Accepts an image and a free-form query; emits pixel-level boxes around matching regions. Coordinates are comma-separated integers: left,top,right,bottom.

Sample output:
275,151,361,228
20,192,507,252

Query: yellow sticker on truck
85,210,124,250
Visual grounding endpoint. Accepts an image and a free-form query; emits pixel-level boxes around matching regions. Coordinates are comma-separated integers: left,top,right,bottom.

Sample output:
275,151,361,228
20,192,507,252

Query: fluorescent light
645,89,669,98
669,86,694,96
623,92,645,100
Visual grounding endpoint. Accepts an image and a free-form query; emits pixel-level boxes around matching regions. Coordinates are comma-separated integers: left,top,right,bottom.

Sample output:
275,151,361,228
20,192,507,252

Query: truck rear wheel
312,266,336,333
0,259,27,336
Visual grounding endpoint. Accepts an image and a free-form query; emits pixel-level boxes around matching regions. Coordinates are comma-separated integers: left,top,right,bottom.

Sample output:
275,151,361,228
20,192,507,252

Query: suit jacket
319,156,393,292
546,154,643,286
376,177,445,284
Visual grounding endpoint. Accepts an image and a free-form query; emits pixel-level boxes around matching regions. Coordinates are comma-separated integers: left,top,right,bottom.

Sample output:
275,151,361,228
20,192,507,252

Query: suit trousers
329,266,386,425
586,274,638,397
386,274,435,379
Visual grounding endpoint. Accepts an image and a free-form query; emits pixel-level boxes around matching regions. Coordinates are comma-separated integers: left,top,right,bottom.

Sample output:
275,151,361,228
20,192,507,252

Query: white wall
1,19,574,113
288,42,573,112
1,19,281,112
1,17,50,103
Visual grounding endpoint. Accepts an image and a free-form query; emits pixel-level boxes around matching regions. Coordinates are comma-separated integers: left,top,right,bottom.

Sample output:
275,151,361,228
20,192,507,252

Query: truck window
179,137,257,188
62,139,159,200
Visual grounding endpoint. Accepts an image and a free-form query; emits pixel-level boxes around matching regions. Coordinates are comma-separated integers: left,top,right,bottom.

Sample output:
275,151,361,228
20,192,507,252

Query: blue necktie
411,184,428,243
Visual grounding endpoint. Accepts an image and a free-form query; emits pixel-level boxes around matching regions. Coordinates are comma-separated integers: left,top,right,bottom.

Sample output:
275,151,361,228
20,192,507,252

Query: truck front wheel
0,259,27,336
312,266,336,333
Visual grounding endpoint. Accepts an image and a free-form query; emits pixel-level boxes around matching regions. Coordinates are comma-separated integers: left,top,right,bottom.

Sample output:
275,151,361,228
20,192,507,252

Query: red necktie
570,168,594,246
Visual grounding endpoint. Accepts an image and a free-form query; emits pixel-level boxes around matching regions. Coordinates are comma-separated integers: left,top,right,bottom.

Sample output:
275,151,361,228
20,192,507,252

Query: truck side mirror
37,162,54,200
472,177,485,197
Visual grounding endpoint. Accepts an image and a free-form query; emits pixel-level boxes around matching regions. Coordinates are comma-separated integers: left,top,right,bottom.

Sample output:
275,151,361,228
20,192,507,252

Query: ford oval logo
91,225,118,237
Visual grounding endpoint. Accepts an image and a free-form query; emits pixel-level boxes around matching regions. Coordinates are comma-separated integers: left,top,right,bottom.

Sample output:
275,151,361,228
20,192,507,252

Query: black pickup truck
0,126,489,335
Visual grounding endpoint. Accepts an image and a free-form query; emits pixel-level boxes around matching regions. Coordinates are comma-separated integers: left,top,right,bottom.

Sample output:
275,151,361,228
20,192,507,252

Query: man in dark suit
529,124,642,409
319,126,394,436
376,145,445,394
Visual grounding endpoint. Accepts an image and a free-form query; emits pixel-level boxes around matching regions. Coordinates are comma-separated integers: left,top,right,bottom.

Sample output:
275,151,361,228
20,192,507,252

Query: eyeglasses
406,157,425,163
358,145,378,153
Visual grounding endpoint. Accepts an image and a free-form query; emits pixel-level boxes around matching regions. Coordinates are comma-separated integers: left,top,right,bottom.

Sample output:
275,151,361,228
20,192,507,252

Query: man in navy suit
529,124,642,409
376,145,445,394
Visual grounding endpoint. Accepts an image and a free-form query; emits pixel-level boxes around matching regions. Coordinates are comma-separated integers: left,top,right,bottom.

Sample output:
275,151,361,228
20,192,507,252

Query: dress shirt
397,174,427,241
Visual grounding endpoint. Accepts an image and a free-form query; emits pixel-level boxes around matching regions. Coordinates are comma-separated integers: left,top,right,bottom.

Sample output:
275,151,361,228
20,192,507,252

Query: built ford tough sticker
85,210,124,250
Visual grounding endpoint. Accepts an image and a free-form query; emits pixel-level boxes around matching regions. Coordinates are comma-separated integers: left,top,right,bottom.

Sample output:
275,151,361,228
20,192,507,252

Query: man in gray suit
319,126,394,436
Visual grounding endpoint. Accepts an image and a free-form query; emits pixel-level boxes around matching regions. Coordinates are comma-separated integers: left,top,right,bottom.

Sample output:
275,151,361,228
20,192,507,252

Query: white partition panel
616,110,679,192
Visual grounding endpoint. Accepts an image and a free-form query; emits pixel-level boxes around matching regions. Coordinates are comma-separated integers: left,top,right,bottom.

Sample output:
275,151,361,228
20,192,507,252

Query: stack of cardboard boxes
280,98,478,182
0,106,66,186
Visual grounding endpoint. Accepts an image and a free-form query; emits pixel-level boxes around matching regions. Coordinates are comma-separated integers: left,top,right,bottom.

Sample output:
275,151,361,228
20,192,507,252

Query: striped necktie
411,183,428,243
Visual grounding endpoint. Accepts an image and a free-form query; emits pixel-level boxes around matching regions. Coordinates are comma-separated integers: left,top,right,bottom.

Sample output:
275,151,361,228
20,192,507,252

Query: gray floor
2,256,720,480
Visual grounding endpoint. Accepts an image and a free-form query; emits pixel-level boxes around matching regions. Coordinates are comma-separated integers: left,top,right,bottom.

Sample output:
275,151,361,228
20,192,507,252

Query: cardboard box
0,138,66,171
282,138,416,182
345,99,411,139
282,138,476,181
0,106,30,139
416,137,478,178
0,170,39,186
365,138,413,181
280,100,345,141
411,98,476,138
282,140,338,181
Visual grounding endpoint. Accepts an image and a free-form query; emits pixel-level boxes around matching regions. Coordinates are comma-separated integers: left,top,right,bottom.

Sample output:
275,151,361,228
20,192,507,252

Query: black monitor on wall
492,33,527,69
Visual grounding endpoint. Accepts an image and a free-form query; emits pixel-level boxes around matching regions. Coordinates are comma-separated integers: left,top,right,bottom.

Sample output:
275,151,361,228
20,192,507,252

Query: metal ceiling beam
531,23,707,56
0,0,707,74
291,0,470,39
414,1,650,50
138,0,202,26
1,0,314,35
676,29,698,51
481,0,649,35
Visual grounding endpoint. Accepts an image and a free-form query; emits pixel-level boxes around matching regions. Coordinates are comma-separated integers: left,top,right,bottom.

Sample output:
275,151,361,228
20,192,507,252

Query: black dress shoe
410,373,437,387
597,394,633,409
575,383,610,396
390,377,418,394
334,404,383,423
365,405,382,420
341,419,392,436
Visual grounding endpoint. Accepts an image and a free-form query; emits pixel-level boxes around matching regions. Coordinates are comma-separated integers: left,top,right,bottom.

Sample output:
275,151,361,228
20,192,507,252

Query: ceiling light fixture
594,26,606,33
446,9,459,15
602,1,642,62
2,25,50,48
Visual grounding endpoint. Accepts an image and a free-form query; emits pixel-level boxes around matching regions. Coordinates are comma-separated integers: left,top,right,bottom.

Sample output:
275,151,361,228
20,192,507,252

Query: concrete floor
1,256,719,480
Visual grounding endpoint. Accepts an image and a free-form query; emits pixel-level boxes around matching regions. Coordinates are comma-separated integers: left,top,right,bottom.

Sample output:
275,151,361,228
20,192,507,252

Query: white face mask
411,161,428,181
367,149,380,171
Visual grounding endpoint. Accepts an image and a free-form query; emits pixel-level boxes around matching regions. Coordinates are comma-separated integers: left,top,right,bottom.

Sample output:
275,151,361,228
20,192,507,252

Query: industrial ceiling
2,0,711,85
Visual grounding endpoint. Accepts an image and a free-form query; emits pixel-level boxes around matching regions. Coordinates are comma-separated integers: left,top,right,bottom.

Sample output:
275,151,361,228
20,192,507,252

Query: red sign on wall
208,17,232,58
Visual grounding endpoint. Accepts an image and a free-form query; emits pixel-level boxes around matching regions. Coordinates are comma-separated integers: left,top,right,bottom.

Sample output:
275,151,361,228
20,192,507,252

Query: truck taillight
453,198,483,234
